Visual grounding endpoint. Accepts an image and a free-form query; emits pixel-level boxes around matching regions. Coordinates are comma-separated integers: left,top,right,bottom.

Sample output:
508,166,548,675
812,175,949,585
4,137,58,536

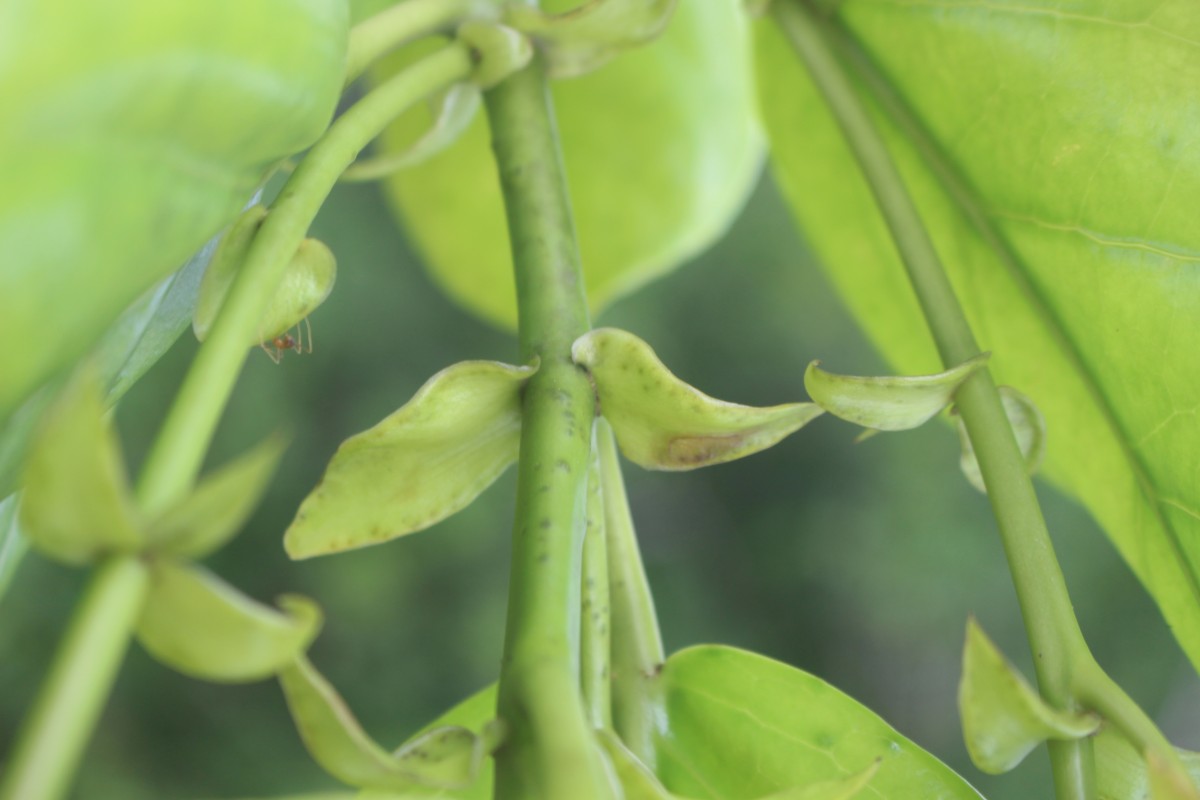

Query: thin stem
597,419,664,766
135,43,472,519
773,1,1099,796
345,0,479,85
581,442,613,731
486,58,609,799
0,556,149,800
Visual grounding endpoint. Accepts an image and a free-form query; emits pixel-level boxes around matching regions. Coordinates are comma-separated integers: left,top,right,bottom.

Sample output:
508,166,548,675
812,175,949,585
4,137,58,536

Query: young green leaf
655,645,983,799
958,619,1099,774
759,760,879,800
145,434,288,559
572,328,822,470
1097,730,1200,800
285,360,537,559
755,3,1200,670
0,0,348,425
373,0,760,328
954,387,1047,494
137,562,321,683
19,369,142,565
804,354,988,432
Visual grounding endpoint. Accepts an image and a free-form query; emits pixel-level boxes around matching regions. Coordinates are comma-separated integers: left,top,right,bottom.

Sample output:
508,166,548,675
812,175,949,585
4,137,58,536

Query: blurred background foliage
1,172,1197,800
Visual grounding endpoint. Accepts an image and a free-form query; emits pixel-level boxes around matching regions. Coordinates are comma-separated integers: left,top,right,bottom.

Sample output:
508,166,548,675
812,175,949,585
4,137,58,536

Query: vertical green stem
581,443,613,730
485,61,609,799
773,2,1096,796
0,556,149,800
597,419,664,767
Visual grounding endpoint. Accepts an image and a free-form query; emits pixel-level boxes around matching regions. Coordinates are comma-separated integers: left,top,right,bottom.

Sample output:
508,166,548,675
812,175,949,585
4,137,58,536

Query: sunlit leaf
755,1,1200,669
0,0,349,424
146,434,288,559
285,360,537,559
376,0,760,328
572,328,822,470
804,354,988,432
655,645,983,799
1097,730,1200,800
137,562,321,683
19,369,142,565
759,760,879,800
958,619,1098,774
954,387,1046,494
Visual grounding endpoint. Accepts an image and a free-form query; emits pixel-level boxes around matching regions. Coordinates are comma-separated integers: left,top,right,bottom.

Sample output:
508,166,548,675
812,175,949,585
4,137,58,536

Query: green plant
2,0,1199,799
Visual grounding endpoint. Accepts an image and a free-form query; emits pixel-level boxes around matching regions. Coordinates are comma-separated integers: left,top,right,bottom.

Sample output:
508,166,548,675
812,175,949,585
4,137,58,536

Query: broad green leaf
804,354,988,432
19,369,142,565
958,619,1098,774
0,0,349,425
280,655,497,792
954,387,1046,494
756,2,1200,669
146,435,288,559
285,360,537,559
760,760,879,800
376,0,760,328
1097,730,1200,800
655,645,983,799
137,562,321,683
572,328,823,470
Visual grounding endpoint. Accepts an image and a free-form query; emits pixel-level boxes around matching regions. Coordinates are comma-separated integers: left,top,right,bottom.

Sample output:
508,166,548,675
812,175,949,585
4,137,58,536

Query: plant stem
581,443,613,731
0,556,149,800
773,1,1100,796
134,43,473,519
597,419,665,767
485,56,609,799
345,0,479,85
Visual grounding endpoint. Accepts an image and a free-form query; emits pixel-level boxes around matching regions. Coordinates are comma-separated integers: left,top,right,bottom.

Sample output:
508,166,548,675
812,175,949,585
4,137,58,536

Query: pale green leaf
285,360,537,559
376,0,760,328
1149,752,1200,800
1097,730,1200,800
804,354,989,432
572,328,822,470
755,1,1200,669
958,619,1098,774
19,369,142,565
137,562,321,683
759,760,879,800
655,645,983,799
146,434,288,559
955,387,1046,494
0,0,349,424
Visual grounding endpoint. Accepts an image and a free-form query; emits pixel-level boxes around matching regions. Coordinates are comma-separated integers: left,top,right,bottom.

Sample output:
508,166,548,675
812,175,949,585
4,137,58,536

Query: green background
1,173,1196,800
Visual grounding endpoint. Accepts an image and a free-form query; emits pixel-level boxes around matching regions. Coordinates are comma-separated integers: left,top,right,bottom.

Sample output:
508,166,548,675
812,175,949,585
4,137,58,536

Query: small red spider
260,317,313,364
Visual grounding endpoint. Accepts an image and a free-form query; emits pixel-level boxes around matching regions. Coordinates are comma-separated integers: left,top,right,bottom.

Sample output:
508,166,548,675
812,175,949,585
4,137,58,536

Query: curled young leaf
958,619,1098,774
146,434,288,559
280,654,496,791
285,359,537,559
804,354,989,433
505,0,677,78
572,328,822,470
19,368,142,565
137,562,321,683
955,387,1046,494
457,21,534,89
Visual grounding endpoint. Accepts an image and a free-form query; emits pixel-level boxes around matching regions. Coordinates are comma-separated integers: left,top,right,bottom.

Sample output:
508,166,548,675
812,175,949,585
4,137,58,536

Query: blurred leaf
280,655,494,792
655,645,983,799
146,434,288,559
193,205,270,341
20,369,142,565
755,2,1200,670
285,360,536,559
573,328,822,470
595,729,677,799
377,0,760,328
1097,730,1200,800
1148,751,1200,800
0,0,348,425
954,387,1047,494
137,562,321,683
0,494,25,604
958,619,1098,774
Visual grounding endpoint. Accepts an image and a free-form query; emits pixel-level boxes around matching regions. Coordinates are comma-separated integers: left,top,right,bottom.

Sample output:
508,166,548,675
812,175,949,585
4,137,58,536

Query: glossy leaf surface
573,329,822,470
756,1,1200,668
955,387,1046,494
137,562,321,683
285,360,536,559
0,0,348,424
958,620,1097,774
804,354,988,432
377,0,760,328
19,370,142,565
655,645,983,799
